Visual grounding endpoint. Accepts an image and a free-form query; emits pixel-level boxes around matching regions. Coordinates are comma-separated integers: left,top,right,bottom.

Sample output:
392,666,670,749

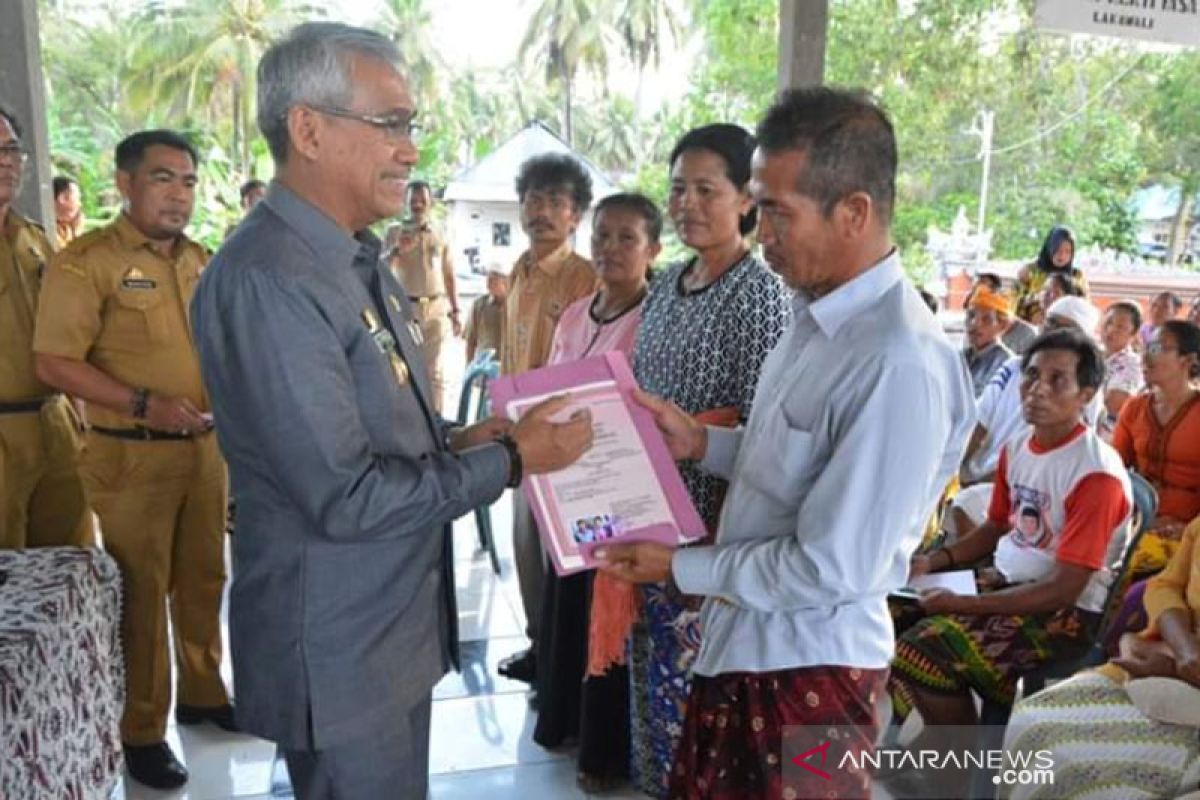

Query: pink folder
489,352,706,575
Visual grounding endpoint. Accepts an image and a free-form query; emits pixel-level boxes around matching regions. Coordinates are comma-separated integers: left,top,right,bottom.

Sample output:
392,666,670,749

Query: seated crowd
900,253,1200,796
3,21,1200,799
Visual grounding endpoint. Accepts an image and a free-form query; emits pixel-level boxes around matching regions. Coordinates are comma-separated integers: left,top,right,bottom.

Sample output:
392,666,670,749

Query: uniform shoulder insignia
66,226,112,257
186,239,213,261
15,217,51,252
55,260,90,280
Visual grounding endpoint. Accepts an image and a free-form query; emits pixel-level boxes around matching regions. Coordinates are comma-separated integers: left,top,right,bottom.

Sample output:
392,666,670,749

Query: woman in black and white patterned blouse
625,123,791,799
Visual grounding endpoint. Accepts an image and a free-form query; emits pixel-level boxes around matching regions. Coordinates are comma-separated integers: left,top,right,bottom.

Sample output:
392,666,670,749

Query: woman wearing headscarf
1012,226,1089,325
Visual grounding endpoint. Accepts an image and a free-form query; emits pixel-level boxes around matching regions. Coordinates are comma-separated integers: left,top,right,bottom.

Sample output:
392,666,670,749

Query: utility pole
969,109,995,264
0,0,53,227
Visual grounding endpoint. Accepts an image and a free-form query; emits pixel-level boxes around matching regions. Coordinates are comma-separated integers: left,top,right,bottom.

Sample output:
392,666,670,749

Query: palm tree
375,0,442,110
519,0,613,145
444,70,524,165
610,0,683,170
125,0,318,176
575,93,638,172
612,0,683,112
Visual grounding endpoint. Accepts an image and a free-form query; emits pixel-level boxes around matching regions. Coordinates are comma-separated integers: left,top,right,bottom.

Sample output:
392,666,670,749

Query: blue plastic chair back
457,350,500,426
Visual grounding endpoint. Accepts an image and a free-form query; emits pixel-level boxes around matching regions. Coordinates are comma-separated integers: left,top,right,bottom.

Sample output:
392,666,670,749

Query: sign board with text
1035,1,1200,47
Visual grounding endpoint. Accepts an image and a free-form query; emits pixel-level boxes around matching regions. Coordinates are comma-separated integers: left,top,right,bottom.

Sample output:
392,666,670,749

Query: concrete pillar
777,0,829,90
0,0,54,227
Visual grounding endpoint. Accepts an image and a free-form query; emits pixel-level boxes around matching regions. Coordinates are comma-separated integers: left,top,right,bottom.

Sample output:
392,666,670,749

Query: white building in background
443,120,620,277
1132,185,1199,263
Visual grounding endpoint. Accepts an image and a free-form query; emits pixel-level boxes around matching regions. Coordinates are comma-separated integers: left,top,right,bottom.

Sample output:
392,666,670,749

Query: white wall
448,200,596,275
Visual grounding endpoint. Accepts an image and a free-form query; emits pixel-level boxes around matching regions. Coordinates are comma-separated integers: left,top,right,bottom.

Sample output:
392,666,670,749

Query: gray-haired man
190,22,592,799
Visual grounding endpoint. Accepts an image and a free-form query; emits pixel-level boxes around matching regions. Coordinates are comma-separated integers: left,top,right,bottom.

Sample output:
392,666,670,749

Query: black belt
408,294,445,303
0,396,56,414
90,425,205,442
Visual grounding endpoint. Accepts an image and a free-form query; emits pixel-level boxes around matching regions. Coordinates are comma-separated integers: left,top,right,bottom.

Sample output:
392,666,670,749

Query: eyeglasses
1146,342,1179,356
0,143,28,165
305,105,420,142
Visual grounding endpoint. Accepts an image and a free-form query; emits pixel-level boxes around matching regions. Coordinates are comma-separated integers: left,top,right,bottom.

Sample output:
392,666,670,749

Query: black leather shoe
176,702,240,733
124,741,188,790
498,648,537,684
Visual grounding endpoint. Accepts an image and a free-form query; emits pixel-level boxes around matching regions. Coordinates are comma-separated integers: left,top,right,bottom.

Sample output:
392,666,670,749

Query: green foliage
124,0,319,175
378,0,442,109
32,0,1199,265
901,241,937,288
671,0,1195,265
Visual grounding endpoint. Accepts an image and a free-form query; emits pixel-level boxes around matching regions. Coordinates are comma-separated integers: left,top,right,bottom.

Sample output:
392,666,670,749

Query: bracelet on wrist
496,433,523,488
130,388,150,420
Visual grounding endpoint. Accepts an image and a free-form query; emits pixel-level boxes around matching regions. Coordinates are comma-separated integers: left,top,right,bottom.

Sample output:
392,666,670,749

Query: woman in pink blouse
546,196,657,365
533,193,661,792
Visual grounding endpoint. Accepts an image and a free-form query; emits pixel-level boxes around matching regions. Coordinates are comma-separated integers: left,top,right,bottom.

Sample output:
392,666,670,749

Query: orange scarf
586,405,741,677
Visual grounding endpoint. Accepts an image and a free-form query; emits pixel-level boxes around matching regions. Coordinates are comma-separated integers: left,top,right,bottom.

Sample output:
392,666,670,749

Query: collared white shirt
672,252,976,675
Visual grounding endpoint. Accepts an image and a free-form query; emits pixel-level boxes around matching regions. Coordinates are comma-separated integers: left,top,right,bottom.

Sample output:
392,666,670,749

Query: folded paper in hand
488,352,706,575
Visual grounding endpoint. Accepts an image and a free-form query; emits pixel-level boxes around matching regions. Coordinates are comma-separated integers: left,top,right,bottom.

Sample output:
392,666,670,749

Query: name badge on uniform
121,267,156,290
361,308,410,387
26,245,46,279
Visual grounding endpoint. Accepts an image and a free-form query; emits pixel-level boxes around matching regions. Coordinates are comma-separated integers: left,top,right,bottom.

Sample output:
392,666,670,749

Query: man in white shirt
892,328,1130,736
597,88,975,799
951,296,1104,535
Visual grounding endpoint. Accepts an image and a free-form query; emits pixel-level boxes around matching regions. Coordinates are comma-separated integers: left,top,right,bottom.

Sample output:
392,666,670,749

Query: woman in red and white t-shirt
889,328,1132,732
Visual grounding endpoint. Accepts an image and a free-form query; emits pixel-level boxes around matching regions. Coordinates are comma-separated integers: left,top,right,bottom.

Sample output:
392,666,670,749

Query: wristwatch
496,433,523,488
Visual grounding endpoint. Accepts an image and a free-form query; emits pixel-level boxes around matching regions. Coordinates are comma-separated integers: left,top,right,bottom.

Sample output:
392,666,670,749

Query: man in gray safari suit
190,22,592,800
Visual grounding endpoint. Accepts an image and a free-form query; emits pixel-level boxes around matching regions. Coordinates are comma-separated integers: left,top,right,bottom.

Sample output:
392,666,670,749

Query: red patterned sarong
667,665,887,800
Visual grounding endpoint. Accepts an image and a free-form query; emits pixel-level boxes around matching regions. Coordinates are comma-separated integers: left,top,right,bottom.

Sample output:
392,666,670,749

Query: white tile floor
112,490,649,800
106,331,901,799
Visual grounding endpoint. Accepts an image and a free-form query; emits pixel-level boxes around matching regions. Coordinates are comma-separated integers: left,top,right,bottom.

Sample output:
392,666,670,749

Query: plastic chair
457,349,502,575
967,470,1159,796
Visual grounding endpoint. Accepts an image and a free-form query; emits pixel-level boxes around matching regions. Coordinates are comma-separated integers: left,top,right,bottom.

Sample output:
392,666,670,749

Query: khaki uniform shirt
0,210,56,403
466,294,505,358
55,219,78,250
500,242,597,376
33,214,210,428
388,221,448,298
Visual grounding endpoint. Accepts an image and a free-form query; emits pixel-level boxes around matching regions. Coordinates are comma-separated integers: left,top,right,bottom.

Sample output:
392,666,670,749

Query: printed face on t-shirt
1010,488,1052,550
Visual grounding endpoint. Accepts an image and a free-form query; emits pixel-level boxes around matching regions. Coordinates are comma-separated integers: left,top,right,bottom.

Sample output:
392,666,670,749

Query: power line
987,55,1146,156
903,55,1148,172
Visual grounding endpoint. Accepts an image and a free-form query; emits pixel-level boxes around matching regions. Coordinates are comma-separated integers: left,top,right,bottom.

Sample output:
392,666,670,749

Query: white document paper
507,381,681,573
908,570,978,596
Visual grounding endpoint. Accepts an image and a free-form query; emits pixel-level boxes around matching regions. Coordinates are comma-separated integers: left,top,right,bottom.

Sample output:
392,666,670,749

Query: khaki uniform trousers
82,430,229,745
0,396,93,549
410,295,451,414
